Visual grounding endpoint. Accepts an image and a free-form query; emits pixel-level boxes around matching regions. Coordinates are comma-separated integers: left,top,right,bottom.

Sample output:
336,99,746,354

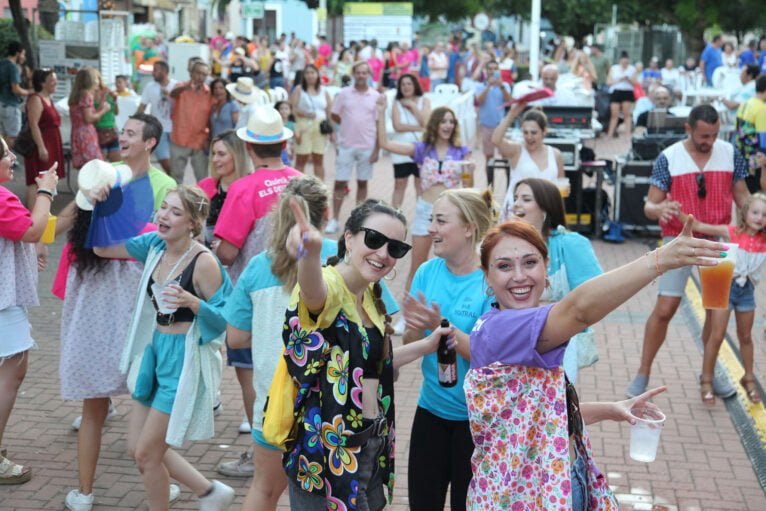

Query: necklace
159,241,195,283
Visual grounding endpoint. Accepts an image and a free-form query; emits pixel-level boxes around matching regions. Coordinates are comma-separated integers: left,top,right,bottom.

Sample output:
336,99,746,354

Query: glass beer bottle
437,318,457,387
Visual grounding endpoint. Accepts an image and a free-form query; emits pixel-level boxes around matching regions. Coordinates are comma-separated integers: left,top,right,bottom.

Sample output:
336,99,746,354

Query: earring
343,249,351,264
543,213,547,224
384,268,397,281
485,286,495,297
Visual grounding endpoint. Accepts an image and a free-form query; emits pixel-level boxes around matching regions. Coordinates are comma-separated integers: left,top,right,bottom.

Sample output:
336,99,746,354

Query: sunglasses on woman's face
696,173,706,199
360,227,412,259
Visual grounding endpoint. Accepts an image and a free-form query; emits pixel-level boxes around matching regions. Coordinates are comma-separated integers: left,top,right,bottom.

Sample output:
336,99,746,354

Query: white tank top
297,86,328,120
390,96,425,165
503,145,558,219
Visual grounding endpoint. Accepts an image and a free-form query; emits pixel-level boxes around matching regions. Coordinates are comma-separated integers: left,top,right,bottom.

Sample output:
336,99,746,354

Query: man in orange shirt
169,61,213,183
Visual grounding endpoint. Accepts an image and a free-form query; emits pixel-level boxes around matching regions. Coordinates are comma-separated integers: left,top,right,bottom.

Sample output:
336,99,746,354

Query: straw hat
234,47,246,56
236,106,293,144
226,77,258,104
75,160,132,211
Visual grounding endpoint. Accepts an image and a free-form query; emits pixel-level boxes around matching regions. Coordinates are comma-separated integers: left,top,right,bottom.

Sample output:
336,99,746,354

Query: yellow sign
343,3,413,16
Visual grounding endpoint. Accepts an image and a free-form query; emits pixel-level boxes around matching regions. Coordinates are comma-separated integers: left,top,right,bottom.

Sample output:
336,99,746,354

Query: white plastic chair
434,83,459,95
115,95,141,131
269,86,288,102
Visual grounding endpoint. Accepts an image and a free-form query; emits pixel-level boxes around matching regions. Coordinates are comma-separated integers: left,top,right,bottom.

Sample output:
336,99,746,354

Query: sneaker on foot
217,451,254,477
65,489,93,511
72,399,118,431
199,480,235,510
712,373,737,398
393,317,406,336
213,390,223,417
326,218,339,234
169,483,181,504
625,374,649,398
238,416,251,434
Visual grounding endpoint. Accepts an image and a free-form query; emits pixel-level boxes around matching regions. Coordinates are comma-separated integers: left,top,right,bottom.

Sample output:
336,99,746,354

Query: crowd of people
0,27,766,511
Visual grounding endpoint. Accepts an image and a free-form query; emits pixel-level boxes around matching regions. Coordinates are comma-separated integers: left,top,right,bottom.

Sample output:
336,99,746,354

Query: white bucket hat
236,106,293,144
226,77,259,104
75,160,132,211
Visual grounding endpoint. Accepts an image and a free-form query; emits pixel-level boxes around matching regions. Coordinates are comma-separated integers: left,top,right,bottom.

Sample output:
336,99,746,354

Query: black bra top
147,251,203,325
362,326,385,378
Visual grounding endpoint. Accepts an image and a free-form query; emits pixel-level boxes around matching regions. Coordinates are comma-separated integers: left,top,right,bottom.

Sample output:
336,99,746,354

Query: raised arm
537,216,727,352
286,198,327,311
376,95,415,157
491,102,525,159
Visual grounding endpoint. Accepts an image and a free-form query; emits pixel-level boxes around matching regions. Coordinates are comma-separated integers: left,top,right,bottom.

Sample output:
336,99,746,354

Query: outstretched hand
286,198,323,260
614,386,667,425
657,215,728,273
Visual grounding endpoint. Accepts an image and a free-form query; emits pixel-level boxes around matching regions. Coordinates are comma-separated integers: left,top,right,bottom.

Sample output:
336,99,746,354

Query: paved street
2,133,766,509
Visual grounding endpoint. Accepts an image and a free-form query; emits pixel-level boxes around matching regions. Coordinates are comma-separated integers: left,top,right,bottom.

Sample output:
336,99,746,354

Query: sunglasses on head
360,227,412,259
696,173,706,199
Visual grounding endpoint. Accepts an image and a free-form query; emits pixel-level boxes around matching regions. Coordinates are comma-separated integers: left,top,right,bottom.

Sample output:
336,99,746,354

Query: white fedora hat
226,77,259,104
236,106,293,144
75,160,132,211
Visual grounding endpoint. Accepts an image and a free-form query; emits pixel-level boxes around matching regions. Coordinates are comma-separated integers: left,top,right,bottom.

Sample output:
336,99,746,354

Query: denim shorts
101,139,120,153
729,279,756,312
570,455,588,511
226,344,253,368
155,132,171,161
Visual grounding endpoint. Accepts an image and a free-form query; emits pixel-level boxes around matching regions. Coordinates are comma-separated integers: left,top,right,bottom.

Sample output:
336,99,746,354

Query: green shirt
590,54,611,86
147,166,176,211
94,94,116,129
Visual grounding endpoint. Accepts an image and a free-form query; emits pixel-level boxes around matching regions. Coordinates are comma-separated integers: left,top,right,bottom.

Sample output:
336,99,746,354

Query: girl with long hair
68,67,110,169
290,64,333,180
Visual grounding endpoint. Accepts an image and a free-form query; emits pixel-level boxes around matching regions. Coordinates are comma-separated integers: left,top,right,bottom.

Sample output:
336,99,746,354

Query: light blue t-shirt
410,257,493,421
475,82,511,127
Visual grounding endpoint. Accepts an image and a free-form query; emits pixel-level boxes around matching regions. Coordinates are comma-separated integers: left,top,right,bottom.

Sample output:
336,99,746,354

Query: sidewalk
2,133,766,509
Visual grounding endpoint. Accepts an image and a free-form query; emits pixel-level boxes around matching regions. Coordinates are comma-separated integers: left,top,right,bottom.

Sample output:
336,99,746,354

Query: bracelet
36,189,54,199
653,249,663,276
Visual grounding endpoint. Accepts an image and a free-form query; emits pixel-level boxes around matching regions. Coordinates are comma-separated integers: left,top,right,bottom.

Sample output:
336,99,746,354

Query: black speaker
616,161,659,231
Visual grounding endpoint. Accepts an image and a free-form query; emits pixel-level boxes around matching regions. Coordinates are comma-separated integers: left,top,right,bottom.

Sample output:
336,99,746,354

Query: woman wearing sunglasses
283,198,454,510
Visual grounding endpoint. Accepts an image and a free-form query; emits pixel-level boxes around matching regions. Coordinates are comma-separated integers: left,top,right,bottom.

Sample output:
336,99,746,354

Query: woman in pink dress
68,67,110,169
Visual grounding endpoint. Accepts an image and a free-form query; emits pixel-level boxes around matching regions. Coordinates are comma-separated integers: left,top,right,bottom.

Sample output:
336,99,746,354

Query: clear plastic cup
699,244,738,310
150,282,176,315
556,177,571,197
456,160,473,181
629,407,666,462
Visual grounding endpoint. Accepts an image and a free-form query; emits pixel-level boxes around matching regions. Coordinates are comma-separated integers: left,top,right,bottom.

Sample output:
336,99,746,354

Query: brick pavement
2,132,766,509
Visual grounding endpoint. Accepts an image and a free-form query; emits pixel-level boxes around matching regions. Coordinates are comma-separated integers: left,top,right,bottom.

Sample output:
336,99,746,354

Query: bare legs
235,367,255,429
331,181,347,223
295,154,325,182
607,102,620,137
76,398,110,494
240,444,287,511
0,351,29,450
636,295,682,378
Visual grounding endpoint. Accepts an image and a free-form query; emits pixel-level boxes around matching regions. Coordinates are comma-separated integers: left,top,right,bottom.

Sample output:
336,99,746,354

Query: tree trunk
8,0,35,68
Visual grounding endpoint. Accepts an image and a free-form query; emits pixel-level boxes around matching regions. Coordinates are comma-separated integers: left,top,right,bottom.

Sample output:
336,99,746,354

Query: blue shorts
154,132,171,161
729,279,756,312
226,344,253,368
133,331,185,414
252,428,282,451
101,139,120,153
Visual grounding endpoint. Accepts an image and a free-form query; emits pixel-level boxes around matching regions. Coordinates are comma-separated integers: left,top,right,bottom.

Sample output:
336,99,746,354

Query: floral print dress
282,266,395,509
70,92,103,169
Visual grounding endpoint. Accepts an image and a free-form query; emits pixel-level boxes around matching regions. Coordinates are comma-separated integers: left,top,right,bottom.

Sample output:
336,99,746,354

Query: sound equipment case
614,159,660,233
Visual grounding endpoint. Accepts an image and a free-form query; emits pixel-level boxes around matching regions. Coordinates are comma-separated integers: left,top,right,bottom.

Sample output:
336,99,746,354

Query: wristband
36,189,54,198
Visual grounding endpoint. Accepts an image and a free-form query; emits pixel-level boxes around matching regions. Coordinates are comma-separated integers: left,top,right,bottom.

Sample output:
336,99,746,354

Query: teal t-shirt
411,257,492,421
0,59,21,106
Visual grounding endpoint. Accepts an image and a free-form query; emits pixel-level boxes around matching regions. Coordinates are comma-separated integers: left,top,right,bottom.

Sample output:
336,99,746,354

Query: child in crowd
115,75,136,97
274,100,298,164
680,194,766,406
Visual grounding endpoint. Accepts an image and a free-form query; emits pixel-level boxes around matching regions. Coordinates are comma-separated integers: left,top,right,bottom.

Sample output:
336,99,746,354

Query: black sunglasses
360,227,412,259
696,173,706,199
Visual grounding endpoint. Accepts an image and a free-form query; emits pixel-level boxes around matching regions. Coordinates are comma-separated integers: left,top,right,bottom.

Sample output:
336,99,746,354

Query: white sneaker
65,489,93,511
169,483,181,504
238,415,251,434
213,390,223,417
216,451,254,477
72,399,118,431
393,317,406,335
199,480,235,511
325,218,339,234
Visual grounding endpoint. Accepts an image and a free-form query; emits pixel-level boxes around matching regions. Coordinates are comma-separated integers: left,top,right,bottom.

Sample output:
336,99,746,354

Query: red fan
497,88,554,109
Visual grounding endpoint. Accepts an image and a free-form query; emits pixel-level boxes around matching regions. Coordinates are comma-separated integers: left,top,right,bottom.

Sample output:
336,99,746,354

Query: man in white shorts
328,61,380,233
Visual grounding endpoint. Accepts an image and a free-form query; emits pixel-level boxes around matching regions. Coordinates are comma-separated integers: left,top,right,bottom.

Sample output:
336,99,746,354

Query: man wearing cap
169,61,214,183
213,106,302,284
328,61,380,233
137,61,176,175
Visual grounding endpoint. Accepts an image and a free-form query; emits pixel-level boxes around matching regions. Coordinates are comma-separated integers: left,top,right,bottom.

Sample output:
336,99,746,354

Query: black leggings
407,406,474,511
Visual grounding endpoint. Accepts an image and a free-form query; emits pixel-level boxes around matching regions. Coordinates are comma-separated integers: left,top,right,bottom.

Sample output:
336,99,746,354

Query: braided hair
327,199,407,343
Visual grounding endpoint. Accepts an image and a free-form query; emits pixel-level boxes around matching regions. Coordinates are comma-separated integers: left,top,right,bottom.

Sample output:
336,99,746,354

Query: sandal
0,456,32,485
700,379,716,407
740,376,762,404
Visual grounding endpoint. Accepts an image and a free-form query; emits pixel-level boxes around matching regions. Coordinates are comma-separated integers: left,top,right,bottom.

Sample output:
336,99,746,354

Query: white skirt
0,306,36,360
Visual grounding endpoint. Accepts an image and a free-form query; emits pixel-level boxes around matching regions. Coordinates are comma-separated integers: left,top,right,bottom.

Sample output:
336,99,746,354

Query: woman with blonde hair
223,175,335,509
94,185,235,510
401,187,497,511
69,67,110,169
377,100,475,295
196,129,253,247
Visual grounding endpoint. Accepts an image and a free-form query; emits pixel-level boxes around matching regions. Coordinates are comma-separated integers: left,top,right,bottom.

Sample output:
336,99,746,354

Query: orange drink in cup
699,244,737,310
